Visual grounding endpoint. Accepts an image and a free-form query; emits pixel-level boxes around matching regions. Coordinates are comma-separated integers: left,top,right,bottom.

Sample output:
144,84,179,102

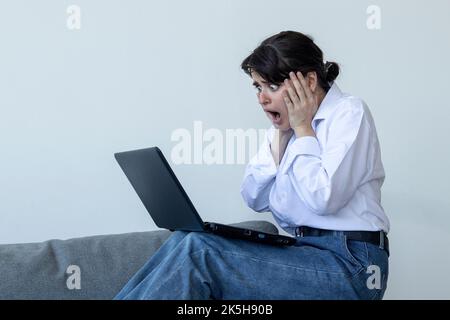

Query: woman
114,30,390,300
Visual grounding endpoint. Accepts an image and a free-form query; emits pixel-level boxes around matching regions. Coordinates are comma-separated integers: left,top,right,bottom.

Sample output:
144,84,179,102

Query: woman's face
251,71,291,131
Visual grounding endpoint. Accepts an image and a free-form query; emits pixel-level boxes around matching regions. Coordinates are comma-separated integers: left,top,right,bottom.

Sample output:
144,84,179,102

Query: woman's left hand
282,71,318,130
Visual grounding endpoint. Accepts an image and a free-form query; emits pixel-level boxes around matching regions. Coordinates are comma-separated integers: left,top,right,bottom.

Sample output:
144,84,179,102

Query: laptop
114,146,296,246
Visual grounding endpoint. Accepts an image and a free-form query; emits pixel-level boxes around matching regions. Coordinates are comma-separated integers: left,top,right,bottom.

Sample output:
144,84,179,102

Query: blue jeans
114,230,389,300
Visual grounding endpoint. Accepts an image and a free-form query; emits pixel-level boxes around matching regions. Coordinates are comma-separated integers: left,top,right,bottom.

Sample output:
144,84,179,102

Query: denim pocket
342,236,368,269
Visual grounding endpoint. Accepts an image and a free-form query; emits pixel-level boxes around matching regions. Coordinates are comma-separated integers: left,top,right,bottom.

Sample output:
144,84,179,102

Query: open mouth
267,111,281,121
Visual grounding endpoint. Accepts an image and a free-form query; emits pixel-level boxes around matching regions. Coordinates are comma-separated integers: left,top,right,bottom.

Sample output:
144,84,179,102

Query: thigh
185,232,366,299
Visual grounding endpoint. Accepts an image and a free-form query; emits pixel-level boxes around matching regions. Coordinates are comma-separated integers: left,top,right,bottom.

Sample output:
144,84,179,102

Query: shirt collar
312,82,344,122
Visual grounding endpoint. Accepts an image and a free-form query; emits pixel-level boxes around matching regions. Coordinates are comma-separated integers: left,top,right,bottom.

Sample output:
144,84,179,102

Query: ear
306,71,318,93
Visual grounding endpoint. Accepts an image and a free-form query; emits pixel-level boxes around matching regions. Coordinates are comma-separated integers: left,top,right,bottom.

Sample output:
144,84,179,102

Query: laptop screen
115,147,205,231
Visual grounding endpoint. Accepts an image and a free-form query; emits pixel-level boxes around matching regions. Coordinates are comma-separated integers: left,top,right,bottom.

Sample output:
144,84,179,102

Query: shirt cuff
290,136,321,156
248,139,278,177
283,136,321,171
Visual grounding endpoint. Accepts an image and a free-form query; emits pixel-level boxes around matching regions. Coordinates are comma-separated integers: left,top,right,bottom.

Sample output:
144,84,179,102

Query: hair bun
324,61,340,82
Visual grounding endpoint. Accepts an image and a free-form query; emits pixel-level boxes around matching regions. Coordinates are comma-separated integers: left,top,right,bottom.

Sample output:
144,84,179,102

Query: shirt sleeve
240,126,277,212
278,102,371,216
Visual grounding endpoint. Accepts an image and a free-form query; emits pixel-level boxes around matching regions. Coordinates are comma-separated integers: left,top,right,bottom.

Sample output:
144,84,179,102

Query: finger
282,90,293,112
284,79,301,106
289,72,307,102
296,71,313,99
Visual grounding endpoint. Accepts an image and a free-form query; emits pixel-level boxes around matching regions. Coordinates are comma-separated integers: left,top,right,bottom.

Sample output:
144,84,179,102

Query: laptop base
204,222,296,246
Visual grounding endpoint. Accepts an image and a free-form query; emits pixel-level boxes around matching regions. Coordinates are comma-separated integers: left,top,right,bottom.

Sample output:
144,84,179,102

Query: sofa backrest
0,220,278,299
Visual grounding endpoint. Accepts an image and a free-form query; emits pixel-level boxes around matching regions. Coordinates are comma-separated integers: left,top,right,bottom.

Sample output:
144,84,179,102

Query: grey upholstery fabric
0,220,278,299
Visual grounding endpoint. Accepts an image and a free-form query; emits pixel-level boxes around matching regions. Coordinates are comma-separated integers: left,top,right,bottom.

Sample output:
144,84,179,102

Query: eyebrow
252,80,267,87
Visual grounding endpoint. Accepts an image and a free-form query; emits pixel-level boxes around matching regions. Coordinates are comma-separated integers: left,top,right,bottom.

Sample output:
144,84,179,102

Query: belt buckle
296,227,304,238
379,231,385,250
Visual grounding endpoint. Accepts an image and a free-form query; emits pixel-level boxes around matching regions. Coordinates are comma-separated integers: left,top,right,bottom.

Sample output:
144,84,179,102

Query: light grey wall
1,0,449,299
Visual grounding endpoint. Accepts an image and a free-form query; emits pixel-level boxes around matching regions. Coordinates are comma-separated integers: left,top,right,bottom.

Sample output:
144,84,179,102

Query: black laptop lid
114,147,205,232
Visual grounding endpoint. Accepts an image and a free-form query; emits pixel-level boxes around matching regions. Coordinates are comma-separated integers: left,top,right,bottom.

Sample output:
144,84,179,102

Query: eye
253,85,262,93
269,84,279,91
253,84,278,93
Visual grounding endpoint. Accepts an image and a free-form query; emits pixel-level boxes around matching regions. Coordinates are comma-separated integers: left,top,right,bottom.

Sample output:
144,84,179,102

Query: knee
184,231,206,242
169,230,190,241
184,231,216,249
172,230,189,237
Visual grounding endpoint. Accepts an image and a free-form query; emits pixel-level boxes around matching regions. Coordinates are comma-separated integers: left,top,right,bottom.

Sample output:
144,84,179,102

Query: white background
1,0,449,299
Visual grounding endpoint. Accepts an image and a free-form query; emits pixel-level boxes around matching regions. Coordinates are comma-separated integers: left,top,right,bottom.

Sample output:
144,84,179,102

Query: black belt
295,226,389,256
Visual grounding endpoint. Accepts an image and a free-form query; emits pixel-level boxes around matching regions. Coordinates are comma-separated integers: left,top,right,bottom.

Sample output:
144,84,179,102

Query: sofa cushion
0,220,278,299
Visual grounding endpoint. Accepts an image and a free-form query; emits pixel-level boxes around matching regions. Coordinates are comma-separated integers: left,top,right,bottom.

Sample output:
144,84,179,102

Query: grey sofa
0,220,278,299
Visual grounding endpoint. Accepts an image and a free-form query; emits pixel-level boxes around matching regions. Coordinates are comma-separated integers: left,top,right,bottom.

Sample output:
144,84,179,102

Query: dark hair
241,31,339,92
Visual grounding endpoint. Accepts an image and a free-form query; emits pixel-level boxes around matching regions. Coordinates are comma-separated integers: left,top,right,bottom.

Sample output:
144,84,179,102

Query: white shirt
240,83,390,236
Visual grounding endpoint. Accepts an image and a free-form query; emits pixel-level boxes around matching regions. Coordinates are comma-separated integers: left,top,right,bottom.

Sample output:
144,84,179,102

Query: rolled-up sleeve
278,103,368,216
240,127,277,212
